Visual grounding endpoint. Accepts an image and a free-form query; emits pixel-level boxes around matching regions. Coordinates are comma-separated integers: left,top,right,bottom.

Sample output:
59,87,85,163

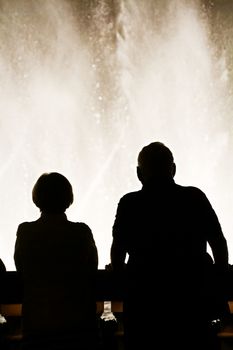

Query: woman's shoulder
68,221,94,238
68,221,91,230
15,221,40,239
17,220,39,230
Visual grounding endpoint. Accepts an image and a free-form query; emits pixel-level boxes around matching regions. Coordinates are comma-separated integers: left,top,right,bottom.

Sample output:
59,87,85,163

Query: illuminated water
0,0,232,270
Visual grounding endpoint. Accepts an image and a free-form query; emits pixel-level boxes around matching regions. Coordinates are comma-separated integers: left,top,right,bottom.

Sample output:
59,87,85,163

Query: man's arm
199,190,229,271
110,238,127,271
209,234,229,271
110,197,128,271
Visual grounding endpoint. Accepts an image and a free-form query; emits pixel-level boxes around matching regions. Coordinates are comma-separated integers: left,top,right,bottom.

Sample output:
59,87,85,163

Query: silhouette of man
110,141,229,350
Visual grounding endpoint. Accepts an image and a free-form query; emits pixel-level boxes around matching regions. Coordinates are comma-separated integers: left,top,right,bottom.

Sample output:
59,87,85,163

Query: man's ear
172,163,176,177
137,166,143,182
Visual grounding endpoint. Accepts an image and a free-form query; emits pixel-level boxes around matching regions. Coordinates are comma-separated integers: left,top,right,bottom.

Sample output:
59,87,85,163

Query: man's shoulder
120,189,142,201
176,183,205,195
118,184,208,203
175,183,208,203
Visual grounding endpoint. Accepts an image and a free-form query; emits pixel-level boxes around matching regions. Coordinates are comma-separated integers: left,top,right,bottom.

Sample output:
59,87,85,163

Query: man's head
137,141,176,184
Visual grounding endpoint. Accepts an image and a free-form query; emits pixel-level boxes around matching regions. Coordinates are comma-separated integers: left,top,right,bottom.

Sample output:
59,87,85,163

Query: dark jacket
111,179,229,318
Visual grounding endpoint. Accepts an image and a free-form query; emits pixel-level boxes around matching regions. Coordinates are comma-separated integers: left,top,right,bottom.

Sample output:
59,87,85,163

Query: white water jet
115,0,233,259
0,0,232,270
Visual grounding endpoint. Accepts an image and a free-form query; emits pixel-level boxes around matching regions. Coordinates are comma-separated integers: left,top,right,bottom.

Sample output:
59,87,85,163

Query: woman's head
32,172,74,213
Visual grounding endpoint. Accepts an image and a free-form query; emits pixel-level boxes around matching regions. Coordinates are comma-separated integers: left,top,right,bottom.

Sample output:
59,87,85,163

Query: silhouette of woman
14,172,99,350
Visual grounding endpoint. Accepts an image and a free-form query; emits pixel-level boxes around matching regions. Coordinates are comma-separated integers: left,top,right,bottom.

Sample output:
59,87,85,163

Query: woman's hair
32,172,74,213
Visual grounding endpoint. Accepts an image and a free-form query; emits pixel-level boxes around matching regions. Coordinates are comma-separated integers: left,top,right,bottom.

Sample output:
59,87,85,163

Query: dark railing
2,268,233,306
0,270,125,304
0,270,125,349
1,269,233,310
1,269,233,349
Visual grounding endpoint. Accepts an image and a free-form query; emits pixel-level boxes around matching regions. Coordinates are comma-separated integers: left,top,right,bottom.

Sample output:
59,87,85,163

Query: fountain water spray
0,0,232,269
